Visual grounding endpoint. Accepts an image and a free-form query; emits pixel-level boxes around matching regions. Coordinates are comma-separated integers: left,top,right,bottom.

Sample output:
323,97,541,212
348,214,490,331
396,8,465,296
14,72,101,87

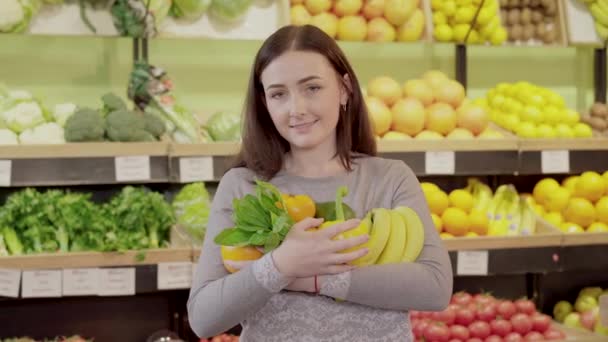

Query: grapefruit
426,103,457,135
403,79,434,106
456,103,489,135
367,76,402,106
221,246,263,273
435,80,466,108
366,96,392,136
391,97,425,136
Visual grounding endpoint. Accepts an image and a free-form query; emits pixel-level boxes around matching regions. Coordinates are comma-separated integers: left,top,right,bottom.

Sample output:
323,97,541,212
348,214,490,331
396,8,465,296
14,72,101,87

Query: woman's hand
272,217,369,278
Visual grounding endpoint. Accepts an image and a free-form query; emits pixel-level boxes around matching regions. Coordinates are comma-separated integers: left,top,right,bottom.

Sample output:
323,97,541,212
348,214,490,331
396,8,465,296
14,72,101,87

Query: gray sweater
188,156,453,341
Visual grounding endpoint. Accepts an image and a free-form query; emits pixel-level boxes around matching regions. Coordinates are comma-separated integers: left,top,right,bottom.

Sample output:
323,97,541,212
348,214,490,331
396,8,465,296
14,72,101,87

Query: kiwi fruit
522,0,531,5
508,9,521,25
500,0,509,7
501,11,509,24
536,23,547,38
531,0,540,6
510,25,524,41
589,117,608,130
522,24,535,40
509,0,521,8
545,2,557,16
582,113,593,123
531,10,543,24
520,8,532,24
543,27,557,43
591,102,608,118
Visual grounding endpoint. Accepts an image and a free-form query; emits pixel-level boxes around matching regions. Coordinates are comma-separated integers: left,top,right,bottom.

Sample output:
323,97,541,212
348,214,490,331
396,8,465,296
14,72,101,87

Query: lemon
545,187,571,212
431,0,443,10
469,209,489,235
544,211,564,227
449,189,474,213
587,222,608,233
603,171,608,195
476,7,493,25
533,178,560,206
221,246,263,273
573,123,593,138
595,197,608,224
490,26,507,45
480,17,499,38
562,176,579,194
441,1,457,17
440,232,455,239
560,222,585,234
465,231,478,237
434,24,453,42
433,12,447,25
453,24,471,42
533,204,546,216
427,190,450,216
431,213,443,233
290,5,312,26
563,109,580,125
455,6,475,24
575,171,606,203
421,182,440,196
516,122,537,138
564,198,596,228
555,123,575,138
442,207,470,236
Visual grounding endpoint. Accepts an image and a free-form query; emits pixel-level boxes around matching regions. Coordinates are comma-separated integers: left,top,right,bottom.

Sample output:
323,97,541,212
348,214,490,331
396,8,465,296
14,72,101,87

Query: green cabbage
0,0,41,33
205,110,242,141
172,183,210,245
172,0,212,20
209,0,252,23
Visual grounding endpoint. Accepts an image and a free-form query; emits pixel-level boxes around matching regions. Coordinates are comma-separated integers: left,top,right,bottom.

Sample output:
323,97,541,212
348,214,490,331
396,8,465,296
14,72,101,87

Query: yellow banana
598,0,608,16
351,209,390,267
394,206,425,263
376,210,407,265
591,3,608,26
519,199,537,236
486,185,508,221
488,189,510,236
595,22,608,40
345,212,372,265
472,181,493,213
505,189,522,236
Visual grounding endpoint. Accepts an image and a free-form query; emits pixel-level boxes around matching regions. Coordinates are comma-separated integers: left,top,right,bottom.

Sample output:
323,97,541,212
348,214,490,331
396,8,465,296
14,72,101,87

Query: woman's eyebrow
266,75,322,90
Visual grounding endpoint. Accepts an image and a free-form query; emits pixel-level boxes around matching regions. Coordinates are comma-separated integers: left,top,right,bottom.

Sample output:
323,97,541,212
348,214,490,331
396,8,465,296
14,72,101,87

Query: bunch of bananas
579,0,608,40
466,178,494,213
349,206,425,266
485,185,536,236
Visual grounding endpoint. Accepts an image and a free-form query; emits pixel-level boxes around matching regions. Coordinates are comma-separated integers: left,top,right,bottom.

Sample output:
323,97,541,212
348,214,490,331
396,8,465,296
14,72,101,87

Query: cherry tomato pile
199,333,239,342
411,292,567,342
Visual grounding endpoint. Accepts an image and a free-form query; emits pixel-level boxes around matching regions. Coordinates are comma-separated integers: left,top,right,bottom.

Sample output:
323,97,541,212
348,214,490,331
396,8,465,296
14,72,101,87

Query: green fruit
575,295,598,313
595,321,608,336
553,300,573,322
579,287,604,300
563,312,583,329
434,24,453,42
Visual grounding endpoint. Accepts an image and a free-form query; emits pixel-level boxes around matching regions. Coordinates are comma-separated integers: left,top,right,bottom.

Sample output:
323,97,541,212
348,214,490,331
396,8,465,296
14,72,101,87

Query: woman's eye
307,85,321,93
270,92,284,99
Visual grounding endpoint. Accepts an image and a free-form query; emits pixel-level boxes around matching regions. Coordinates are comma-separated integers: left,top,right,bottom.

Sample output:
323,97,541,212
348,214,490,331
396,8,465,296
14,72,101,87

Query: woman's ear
340,73,353,105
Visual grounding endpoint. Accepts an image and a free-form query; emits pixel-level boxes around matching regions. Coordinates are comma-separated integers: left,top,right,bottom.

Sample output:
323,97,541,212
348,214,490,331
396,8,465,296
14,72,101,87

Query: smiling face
260,50,349,152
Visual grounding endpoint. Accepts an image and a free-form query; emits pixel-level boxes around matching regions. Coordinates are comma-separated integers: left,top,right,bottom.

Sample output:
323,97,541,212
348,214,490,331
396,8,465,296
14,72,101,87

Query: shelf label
0,269,21,298
179,157,214,183
62,268,99,296
98,268,135,296
22,270,62,298
541,150,569,174
158,262,193,290
457,251,489,276
0,160,11,187
115,156,151,182
425,151,455,175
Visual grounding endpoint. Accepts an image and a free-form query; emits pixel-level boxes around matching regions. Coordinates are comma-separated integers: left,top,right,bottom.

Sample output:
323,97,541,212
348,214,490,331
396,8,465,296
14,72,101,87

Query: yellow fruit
476,7,493,25
560,222,585,234
454,6,475,24
533,204,546,216
453,24,471,43
595,197,608,224
310,12,339,38
545,187,571,212
305,0,332,15
587,222,608,232
366,17,397,42
469,209,489,235
465,231,478,237
366,96,392,136
564,198,596,228
544,211,564,227
447,128,475,139
555,123,575,138
333,0,363,16
562,176,579,194
573,123,593,138
449,189,474,213
221,246,263,273
383,0,417,26
431,213,443,233
368,76,402,107
427,190,450,216
490,26,508,45
434,24,453,42
536,124,557,138
382,131,412,140
603,171,608,195
426,103,457,135
337,16,368,41
433,12,447,25
442,207,470,236
391,97,426,136
440,232,455,239
416,130,444,139
431,0,442,10
290,5,311,26
397,8,425,42
441,0,457,17
533,178,561,206
516,122,537,138
421,182,440,195
403,79,434,106
362,0,385,19
575,171,606,203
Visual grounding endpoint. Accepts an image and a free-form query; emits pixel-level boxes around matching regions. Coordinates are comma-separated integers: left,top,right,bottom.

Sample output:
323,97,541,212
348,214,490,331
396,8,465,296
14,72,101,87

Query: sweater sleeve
187,169,294,338
327,161,453,312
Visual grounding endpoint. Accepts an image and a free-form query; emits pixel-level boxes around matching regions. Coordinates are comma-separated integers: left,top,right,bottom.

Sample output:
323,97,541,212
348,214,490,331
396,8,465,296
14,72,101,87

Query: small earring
341,103,347,112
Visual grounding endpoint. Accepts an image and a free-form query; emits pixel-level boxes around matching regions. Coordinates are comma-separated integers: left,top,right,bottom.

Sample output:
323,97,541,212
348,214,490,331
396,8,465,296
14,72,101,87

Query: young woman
188,25,453,341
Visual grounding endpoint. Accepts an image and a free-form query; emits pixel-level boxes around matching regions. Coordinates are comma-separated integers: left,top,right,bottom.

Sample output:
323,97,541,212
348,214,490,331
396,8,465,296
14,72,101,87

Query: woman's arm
187,170,295,338
319,161,453,312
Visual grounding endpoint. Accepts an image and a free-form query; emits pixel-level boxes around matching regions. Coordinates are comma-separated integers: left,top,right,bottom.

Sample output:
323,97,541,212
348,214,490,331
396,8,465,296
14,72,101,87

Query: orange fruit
574,171,606,203
563,198,596,228
220,246,263,273
587,222,608,233
431,213,443,233
560,222,584,233
448,189,474,213
426,190,450,216
465,232,478,237
544,187,571,212
468,209,489,235
533,178,560,206
596,197,608,224
442,207,470,236
440,232,455,239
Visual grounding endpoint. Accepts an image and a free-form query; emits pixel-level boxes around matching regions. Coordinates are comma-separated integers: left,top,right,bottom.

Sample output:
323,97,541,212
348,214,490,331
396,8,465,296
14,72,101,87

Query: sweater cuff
320,271,351,300
252,252,294,293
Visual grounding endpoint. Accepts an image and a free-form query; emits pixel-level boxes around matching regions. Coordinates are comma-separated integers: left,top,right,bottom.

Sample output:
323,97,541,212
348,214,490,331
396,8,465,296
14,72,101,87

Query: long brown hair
232,25,377,180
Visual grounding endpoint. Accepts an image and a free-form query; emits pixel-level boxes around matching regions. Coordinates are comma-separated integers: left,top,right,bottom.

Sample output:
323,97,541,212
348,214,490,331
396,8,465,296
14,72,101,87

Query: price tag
0,160,11,187
22,270,62,298
179,157,214,183
0,269,21,298
425,151,455,175
115,156,150,182
158,262,193,290
62,268,99,296
541,150,569,174
98,268,135,296
457,251,489,276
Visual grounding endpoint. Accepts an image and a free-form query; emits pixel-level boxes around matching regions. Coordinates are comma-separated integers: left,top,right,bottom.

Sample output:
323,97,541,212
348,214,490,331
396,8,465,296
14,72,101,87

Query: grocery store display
172,182,211,245
501,0,561,44
431,0,508,44
0,336,90,342
581,102,608,137
366,71,504,140
578,0,608,40
531,172,608,233
552,286,608,335
485,81,593,138
0,0,40,33
290,0,426,42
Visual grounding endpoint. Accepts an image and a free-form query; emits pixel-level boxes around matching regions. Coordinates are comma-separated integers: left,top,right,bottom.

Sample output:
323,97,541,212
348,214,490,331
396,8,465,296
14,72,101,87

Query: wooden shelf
518,138,608,151
0,142,170,159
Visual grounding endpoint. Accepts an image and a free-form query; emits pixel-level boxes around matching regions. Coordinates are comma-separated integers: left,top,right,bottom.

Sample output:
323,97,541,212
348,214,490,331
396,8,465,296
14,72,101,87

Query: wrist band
314,275,319,294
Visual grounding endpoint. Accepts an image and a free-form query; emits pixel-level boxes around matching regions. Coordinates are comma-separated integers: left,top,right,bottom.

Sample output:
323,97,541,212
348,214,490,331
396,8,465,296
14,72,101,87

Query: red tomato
211,337,222,342
524,331,544,341
514,299,536,315
485,335,503,342
466,338,484,342
474,293,496,307
477,305,497,322
511,314,533,335
450,325,471,341
413,319,431,339
469,321,492,340
411,310,421,319
491,318,513,337
497,300,517,320
531,314,551,333
421,311,434,319
456,308,476,326
452,292,474,306
449,304,462,311
424,323,451,342
448,339,464,342
437,308,457,325
504,332,524,342
543,329,566,340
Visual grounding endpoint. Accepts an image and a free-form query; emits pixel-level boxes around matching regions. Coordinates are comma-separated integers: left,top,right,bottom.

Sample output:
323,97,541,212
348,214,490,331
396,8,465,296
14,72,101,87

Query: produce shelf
518,138,608,175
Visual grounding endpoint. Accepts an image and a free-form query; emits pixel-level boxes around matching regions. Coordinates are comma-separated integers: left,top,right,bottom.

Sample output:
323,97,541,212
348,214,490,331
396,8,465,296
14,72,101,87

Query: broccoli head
101,92,127,117
105,109,157,142
143,111,166,138
64,108,105,142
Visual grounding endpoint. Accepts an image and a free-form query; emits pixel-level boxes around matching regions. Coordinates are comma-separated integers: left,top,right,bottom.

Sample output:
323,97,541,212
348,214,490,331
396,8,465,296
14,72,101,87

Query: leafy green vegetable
204,110,241,142
64,107,105,142
214,180,293,251
172,182,210,245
